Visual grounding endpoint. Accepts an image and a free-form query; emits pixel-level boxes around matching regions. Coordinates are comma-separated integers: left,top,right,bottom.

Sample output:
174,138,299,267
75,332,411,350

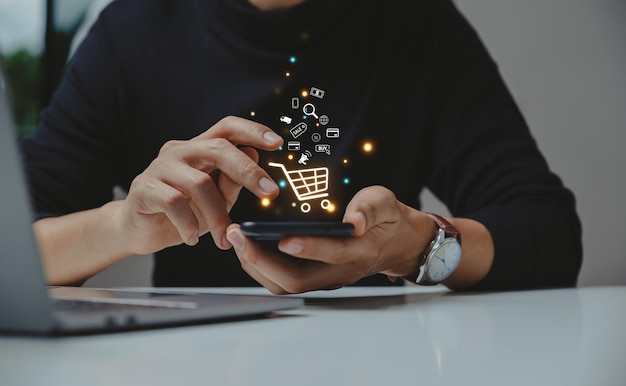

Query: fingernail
357,211,366,226
189,232,199,246
259,177,278,194
263,131,282,144
227,231,244,251
281,240,303,255
222,234,232,249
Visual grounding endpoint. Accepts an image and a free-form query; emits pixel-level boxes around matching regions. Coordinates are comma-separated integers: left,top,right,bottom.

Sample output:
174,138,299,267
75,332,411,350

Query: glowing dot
301,90,308,98
291,202,297,207
289,56,296,64
261,198,271,207
250,111,256,117
362,141,374,153
278,146,283,151
278,179,287,189
326,203,336,213
302,115,307,120
287,154,294,160
285,72,291,77
316,122,320,127
343,158,349,165
343,177,350,185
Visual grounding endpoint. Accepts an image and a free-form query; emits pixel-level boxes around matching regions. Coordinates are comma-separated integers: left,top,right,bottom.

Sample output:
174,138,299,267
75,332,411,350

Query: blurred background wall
449,0,626,286
1,0,624,287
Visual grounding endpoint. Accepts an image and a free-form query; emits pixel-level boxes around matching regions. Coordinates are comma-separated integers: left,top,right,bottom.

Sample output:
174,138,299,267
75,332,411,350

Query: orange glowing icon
362,141,374,153
261,198,271,207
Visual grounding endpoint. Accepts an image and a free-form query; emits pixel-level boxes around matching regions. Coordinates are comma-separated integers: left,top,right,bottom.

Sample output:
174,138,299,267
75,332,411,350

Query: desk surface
1,285,625,386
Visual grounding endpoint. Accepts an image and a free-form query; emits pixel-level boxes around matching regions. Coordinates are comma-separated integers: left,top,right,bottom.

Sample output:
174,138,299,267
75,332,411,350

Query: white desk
1,286,625,386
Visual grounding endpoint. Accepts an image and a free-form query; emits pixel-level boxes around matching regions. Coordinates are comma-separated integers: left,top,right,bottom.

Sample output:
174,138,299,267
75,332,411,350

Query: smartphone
241,221,354,240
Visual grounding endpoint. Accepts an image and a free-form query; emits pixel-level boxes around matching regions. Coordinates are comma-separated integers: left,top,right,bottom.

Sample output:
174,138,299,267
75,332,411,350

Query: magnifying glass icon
303,103,319,119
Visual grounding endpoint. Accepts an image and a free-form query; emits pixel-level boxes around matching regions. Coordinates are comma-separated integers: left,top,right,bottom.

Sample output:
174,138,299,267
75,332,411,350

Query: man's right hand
117,116,283,255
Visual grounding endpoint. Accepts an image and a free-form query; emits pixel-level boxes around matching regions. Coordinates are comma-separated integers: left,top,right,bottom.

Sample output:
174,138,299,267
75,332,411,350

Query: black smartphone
241,221,354,240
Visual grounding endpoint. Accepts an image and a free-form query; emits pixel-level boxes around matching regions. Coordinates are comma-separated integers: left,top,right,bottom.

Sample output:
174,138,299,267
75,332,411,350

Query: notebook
0,63,302,335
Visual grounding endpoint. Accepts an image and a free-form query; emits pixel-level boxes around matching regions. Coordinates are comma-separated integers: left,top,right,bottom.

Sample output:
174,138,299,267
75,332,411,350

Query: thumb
342,186,395,236
343,209,368,237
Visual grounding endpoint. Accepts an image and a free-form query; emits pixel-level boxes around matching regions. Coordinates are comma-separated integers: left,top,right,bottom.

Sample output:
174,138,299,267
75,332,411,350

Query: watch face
425,238,461,283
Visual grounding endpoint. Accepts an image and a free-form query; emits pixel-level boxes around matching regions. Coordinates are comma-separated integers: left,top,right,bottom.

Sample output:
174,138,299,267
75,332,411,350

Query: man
22,0,582,292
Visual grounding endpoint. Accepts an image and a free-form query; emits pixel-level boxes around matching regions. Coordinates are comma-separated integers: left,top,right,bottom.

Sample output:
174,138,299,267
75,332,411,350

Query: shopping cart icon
269,162,332,213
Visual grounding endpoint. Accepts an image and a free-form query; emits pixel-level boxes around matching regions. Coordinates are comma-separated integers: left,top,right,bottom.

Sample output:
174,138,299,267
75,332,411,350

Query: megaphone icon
298,150,312,165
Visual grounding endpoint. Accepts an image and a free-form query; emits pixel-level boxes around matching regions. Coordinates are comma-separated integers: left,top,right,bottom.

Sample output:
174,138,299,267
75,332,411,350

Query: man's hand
225,186,438,294
118,116,283,255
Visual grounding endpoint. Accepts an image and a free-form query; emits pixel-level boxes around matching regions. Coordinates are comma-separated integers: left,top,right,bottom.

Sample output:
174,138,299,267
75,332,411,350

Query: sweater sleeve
426,0,582,289
21,9,126,219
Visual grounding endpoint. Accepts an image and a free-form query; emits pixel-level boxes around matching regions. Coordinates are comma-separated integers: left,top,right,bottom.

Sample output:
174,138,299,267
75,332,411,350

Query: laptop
0,63,302,335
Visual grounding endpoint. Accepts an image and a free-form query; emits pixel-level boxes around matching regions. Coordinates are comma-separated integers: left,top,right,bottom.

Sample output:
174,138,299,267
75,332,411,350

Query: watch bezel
413,214,462,285
422,237,462,283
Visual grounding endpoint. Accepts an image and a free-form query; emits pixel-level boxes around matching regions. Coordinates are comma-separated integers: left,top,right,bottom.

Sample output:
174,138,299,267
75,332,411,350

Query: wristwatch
405,213,462,285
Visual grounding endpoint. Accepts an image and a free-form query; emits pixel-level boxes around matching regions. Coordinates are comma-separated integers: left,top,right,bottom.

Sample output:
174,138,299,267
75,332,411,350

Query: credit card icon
287,141,301,151
326,128,339,138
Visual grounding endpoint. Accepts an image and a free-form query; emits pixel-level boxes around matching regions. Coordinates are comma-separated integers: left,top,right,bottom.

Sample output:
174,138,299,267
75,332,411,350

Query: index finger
277,234,369,266
196,116,283,150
